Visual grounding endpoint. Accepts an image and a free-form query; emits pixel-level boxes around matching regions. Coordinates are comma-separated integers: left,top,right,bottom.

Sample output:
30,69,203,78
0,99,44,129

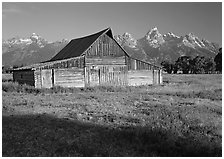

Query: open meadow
2,73,222,157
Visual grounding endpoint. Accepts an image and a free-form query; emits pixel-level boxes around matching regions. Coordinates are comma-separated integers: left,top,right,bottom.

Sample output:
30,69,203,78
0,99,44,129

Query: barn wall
127,70,153,86
85,34,125,57
34,69,53,88
85,64,127,87
54,67,85,88
84,33,128,86
34,69,41,88
159,70,163,84
13,70,35,86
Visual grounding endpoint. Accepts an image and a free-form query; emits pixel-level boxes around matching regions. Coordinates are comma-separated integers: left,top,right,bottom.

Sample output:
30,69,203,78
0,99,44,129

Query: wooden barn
13,28,163,88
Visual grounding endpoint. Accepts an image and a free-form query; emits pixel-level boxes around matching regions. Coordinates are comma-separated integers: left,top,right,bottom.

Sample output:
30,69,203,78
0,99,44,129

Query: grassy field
2,73,222,157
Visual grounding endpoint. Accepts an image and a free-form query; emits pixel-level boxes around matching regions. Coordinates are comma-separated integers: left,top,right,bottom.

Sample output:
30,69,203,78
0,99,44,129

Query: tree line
161,48,222,74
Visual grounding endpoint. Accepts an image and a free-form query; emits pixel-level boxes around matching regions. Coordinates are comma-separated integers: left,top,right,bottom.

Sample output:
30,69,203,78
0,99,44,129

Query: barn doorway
89,66,100,87
41,69,54,88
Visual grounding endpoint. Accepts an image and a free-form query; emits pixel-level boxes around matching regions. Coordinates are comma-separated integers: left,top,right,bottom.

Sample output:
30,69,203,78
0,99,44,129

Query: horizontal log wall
128,70,153,86
85,56,126,66
33,56,85,70
54,68,85,88
85,34,125,57
13,70,35,86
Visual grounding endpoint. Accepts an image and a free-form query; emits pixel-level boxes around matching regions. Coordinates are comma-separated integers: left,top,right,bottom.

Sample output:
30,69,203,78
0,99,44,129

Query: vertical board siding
159,70,163,84
128,70,153,86
13,70,35,86
85,65,127,87
41,69,53,88
153,70,159,84
34,69,42,88
54,68,84,88
86,34,125,57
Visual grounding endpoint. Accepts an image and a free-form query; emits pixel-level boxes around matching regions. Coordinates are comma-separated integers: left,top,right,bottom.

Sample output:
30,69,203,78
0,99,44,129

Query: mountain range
2,33,69,66
2,27,220,66
114,27,219,64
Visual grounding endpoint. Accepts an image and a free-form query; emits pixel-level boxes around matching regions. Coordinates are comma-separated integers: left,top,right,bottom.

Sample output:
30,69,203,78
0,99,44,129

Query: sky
2,2,222,45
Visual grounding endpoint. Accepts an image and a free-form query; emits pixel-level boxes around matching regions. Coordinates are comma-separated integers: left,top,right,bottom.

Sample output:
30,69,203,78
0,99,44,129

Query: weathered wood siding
84,34,128,86
159,70,163,84
128,70,153,86
34,69,53,88
126,57,156,71
34,70,42,88
54,68,85,88
85,56,126,65
153,69,163,85
41,69,53,88
85,65,127,87
85,34,125,57
13,70,35,86
35,56,85,70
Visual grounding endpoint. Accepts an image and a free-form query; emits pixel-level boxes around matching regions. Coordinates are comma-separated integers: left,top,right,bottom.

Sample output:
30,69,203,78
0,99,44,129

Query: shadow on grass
2,114,221,157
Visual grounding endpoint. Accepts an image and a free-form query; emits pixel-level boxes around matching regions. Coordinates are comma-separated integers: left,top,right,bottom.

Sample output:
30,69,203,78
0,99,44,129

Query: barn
13,28,163,88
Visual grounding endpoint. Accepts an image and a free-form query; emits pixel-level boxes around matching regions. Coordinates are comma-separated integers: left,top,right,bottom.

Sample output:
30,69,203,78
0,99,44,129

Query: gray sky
2,2,222,45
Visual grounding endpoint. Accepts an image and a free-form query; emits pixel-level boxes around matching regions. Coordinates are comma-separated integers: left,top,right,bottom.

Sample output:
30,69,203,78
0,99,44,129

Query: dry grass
2,73,222,156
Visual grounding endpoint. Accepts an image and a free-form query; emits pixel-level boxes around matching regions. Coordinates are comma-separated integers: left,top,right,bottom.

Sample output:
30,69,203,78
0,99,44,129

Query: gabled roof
48,27,113,62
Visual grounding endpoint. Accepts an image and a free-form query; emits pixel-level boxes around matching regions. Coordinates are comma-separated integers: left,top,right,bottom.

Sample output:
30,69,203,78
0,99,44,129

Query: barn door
88,66,100,87
41,69,53,88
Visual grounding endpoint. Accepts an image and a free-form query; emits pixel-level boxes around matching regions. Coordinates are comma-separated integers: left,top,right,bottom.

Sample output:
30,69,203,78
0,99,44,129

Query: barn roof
47,27,115,62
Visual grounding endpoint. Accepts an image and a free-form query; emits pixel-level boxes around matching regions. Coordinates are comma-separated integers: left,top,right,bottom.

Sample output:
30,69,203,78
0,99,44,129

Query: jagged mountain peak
116,28,219,64
167,32,180,38
2,34,69,66
30,32,41,40
142,26,165,47
145,26,160,37
114,32,137,48
187,32,198,39
151,26,158,31
122,32,136,42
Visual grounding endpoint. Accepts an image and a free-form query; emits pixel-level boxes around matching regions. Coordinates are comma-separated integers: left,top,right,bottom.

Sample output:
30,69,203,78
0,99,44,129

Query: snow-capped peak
146,27,159,37
122,32,133,39
167,32,180,38
144,27,165,47
114,32,137,48
151,26,158,31
185,32,205,48
30,33,41,40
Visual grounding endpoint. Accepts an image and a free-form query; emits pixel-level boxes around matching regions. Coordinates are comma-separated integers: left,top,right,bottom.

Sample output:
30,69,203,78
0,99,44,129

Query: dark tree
175,56,192,74
190,56,206,74
204,57,215,74
214,48,222,73
161,60,174,74
173,63,179,74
